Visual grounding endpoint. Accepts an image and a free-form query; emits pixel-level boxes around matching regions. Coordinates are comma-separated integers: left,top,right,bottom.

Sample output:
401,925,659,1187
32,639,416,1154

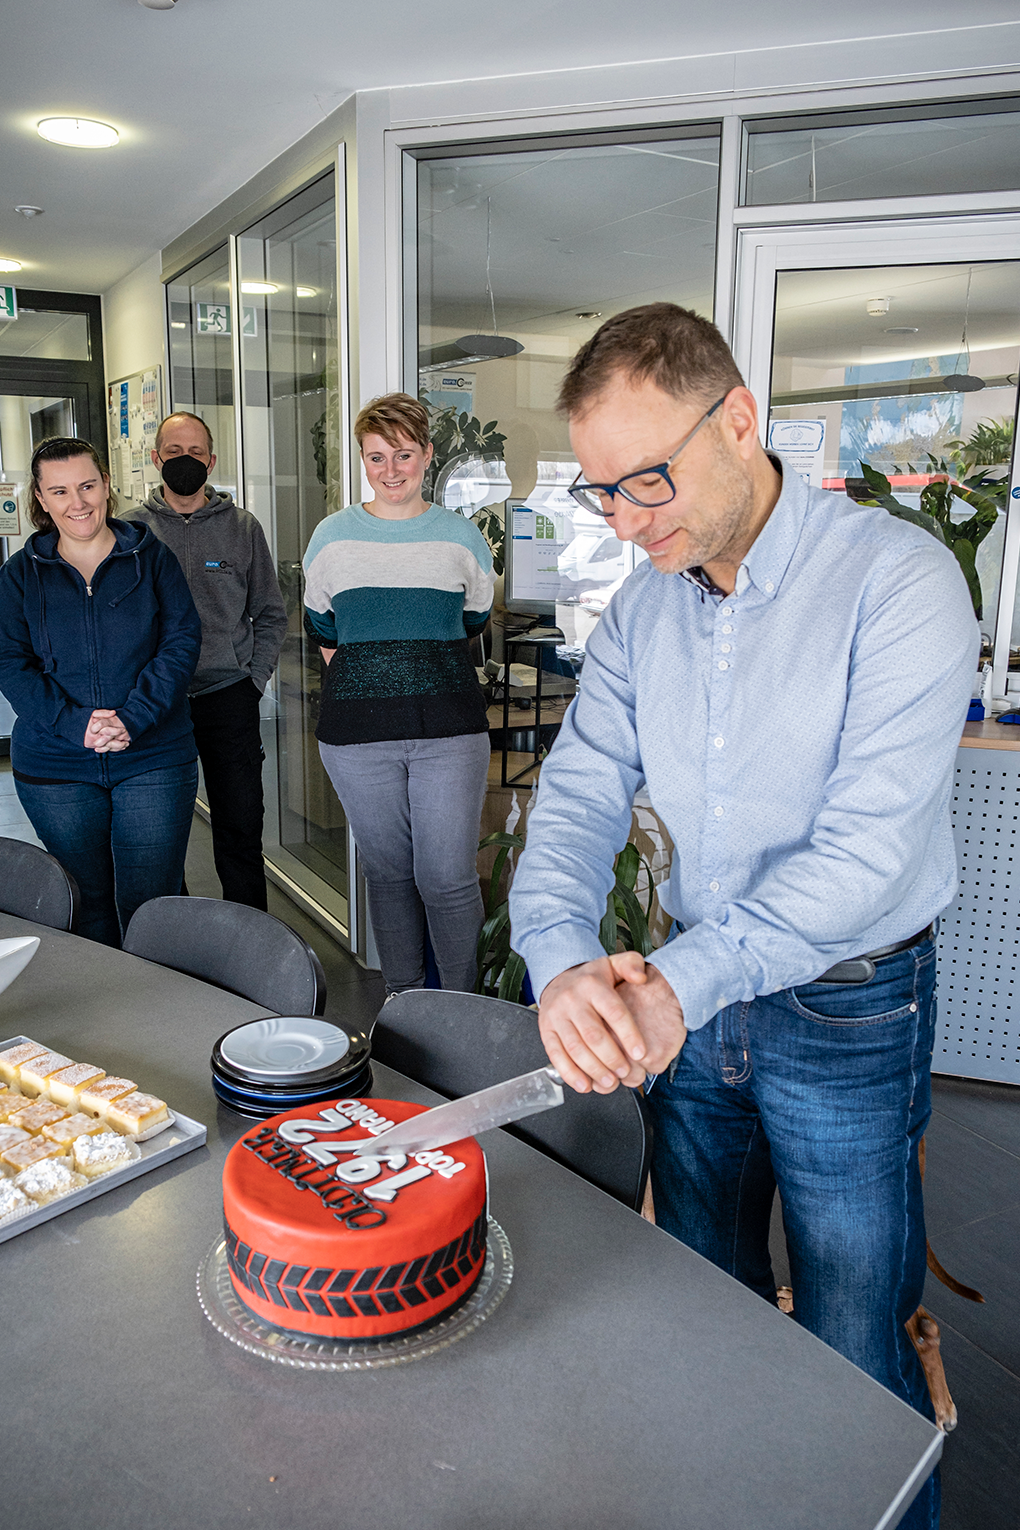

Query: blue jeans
645,936,939,1530
16,762,198,948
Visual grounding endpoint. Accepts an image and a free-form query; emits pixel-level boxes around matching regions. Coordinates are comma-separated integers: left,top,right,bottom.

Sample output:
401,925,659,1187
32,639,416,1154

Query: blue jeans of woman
16,762,199,948
645,936,939,1530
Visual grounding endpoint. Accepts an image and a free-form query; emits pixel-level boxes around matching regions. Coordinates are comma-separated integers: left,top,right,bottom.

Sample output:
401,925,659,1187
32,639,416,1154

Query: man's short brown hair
354,393,431,452
155,411,214,454
558,302,745,418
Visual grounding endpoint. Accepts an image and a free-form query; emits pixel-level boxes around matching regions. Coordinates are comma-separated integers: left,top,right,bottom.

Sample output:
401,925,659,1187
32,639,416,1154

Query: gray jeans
319,733,490,994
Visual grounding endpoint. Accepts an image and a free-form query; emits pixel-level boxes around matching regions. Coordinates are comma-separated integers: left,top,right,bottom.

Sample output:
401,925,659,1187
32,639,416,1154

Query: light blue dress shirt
509,461,979,1032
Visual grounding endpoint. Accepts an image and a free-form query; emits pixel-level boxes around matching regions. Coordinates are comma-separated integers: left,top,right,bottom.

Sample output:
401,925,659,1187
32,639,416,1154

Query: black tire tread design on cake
224,1209,487,1322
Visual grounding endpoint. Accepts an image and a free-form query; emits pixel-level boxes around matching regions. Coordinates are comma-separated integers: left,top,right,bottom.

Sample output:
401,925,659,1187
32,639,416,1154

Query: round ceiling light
14,205,43,218
0,258,23,273
38,118,119,149
295,286,316,298
240,281,277,295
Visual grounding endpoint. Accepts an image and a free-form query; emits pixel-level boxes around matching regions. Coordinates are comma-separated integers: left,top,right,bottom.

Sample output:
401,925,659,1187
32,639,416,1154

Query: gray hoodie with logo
129,487,288,697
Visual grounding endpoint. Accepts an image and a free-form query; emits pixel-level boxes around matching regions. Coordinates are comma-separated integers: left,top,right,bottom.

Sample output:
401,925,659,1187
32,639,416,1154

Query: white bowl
0,936,40,996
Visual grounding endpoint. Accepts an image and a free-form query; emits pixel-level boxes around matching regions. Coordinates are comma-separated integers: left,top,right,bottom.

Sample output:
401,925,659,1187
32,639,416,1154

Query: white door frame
731,216,1020,700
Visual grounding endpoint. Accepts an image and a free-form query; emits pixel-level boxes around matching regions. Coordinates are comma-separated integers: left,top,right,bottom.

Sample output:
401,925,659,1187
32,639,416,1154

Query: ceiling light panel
0,258,23,273
240,281,277,295
37,118,119,149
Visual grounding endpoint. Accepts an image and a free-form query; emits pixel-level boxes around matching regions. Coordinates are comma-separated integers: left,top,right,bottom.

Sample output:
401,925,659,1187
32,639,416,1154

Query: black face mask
159,453,209,497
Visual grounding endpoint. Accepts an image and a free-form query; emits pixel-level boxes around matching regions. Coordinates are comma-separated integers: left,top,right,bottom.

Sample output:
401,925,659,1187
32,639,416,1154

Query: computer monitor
504,495,645,616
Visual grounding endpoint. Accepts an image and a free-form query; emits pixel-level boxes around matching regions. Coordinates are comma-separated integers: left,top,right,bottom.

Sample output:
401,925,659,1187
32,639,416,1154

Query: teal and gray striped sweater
302,502,494,745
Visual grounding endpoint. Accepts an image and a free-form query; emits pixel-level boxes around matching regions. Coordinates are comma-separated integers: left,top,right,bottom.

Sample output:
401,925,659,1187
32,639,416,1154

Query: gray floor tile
932,1075,1020,1161
937,1320,1020,1530
923,1204,1020,1379
922,1110,1020,1242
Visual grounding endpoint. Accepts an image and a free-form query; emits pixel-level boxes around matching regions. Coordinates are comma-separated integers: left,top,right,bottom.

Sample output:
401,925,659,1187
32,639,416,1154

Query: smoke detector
866,298,891,318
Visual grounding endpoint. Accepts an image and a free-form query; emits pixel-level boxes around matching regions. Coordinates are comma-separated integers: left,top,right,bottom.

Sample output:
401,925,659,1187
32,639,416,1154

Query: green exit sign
0,287,17,321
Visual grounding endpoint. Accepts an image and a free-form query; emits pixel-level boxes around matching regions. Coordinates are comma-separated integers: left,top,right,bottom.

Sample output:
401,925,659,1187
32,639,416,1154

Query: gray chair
0,836,79,932
123,896,326,1016
370,989,652,1210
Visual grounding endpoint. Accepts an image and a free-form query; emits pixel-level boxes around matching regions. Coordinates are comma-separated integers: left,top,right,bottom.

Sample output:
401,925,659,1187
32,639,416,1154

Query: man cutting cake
508,302,977,1530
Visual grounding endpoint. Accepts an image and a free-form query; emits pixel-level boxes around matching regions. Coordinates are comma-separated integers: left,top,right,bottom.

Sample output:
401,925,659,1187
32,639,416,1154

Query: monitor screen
504,492,645,616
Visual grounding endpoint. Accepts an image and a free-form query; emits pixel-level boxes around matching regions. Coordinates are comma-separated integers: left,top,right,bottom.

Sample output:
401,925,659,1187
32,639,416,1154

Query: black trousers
189,677,268,910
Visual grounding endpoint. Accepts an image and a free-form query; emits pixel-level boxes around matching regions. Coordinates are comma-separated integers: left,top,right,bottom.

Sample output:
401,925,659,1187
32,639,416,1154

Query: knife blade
344,1066,564,1157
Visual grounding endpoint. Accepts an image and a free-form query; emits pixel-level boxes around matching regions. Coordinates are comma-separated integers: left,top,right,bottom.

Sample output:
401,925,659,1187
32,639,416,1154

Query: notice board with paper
106,366,164,508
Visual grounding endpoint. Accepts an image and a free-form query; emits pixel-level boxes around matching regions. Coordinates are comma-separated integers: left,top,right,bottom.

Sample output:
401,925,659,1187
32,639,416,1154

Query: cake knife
344,1066,564,1157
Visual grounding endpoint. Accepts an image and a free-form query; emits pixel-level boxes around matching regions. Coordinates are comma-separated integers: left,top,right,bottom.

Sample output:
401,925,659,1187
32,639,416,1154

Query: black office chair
123,896,326,1015
370,989,652,1210
0,836,79,932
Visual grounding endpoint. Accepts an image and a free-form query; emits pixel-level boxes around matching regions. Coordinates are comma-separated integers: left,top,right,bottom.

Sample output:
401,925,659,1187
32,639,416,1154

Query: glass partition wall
167,173,349,938
237,175,347,921
166,246,238,501
413,130,721,538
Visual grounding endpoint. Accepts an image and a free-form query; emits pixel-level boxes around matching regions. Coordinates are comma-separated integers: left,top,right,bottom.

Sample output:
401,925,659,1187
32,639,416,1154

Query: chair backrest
122,896,326,1015
371,989,651,1210
0,837,79,932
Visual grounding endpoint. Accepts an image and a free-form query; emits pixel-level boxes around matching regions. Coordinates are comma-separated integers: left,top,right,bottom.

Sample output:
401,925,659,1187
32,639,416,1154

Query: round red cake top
222,1096,486,1277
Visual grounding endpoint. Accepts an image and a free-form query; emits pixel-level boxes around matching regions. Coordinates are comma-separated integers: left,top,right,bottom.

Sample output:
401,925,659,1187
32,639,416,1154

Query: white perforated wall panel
935,747,1020,1085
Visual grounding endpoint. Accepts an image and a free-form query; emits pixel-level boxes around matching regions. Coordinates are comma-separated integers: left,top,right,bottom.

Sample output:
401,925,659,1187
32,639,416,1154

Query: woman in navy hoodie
0,437,202,946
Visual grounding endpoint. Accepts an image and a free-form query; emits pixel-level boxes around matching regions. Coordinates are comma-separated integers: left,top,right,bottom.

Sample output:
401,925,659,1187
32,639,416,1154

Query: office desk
0,914,940,1529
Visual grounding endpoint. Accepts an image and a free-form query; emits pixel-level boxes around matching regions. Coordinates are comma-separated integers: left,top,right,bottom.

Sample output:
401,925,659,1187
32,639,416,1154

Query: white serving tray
0,1034,207,1246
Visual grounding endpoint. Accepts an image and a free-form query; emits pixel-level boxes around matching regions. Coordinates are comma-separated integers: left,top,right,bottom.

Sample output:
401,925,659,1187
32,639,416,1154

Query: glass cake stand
196,1219,513,1370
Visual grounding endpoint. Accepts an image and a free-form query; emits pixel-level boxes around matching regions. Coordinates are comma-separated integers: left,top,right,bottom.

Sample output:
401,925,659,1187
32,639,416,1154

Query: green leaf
614,841,641,893
613,884,654,956
859,461,893,497
497,951,527,1003
885,503,947,544
599,896,618,956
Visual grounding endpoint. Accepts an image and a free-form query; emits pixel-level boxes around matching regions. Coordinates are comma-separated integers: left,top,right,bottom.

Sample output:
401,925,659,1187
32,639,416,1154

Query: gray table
0,913,940,1530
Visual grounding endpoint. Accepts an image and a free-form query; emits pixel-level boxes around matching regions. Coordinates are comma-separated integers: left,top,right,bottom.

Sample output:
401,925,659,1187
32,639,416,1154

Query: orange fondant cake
221,1097,487,1341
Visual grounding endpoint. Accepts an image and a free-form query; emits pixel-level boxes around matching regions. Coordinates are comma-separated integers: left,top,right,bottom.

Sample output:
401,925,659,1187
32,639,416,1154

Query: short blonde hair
354,393,430,452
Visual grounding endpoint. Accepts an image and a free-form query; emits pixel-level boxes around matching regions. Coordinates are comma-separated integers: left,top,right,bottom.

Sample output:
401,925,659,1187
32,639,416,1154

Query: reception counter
936,719,1020,1085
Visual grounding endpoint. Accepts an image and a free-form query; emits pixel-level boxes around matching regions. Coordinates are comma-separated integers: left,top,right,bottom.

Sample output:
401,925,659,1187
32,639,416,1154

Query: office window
744,99,1020,207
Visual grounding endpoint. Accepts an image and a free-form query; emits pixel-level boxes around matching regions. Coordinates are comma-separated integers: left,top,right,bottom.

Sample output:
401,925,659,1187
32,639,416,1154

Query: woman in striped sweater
303,393,495,994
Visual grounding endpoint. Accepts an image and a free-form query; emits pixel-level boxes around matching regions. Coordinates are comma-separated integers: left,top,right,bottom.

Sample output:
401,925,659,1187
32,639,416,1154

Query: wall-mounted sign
195,303,258,337
196,302,230,335
0,287,17,322
768,418,826,488
0,484,21,537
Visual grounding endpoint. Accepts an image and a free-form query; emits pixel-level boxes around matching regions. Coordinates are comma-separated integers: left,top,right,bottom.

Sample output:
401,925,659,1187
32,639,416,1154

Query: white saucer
218,1017,351,1080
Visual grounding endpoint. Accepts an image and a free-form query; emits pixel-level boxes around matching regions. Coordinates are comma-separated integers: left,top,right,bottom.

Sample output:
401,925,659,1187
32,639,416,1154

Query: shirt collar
679,455,808,604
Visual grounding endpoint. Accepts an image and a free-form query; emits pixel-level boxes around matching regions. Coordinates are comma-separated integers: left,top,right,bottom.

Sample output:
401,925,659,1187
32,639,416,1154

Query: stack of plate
210,1017,372,1118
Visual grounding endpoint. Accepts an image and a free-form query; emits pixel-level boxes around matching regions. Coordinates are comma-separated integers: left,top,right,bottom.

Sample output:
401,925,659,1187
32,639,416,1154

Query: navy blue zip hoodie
0,518,201,784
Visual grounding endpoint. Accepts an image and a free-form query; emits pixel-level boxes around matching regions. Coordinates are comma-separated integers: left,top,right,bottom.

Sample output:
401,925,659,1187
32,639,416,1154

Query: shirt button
718,660,729,670
720,643,732,654
722,624,733,634
714,736,724,748
713,805,724,817
764,580,774,592
721,606,733,616
709,880,720,892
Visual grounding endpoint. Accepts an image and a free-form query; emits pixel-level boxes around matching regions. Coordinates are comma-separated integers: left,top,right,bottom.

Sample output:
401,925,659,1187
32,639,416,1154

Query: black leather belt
813,924,935,986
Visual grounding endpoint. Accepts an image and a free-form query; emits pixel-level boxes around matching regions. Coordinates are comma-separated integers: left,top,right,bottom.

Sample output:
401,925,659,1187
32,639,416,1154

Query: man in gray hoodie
134,411,288,910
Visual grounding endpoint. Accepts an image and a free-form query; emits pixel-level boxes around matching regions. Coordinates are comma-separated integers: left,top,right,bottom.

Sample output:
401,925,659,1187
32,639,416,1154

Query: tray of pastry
0,1034,206,1245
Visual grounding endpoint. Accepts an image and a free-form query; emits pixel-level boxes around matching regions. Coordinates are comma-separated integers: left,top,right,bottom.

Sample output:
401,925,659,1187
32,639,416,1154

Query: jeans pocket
784,973,919,1027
